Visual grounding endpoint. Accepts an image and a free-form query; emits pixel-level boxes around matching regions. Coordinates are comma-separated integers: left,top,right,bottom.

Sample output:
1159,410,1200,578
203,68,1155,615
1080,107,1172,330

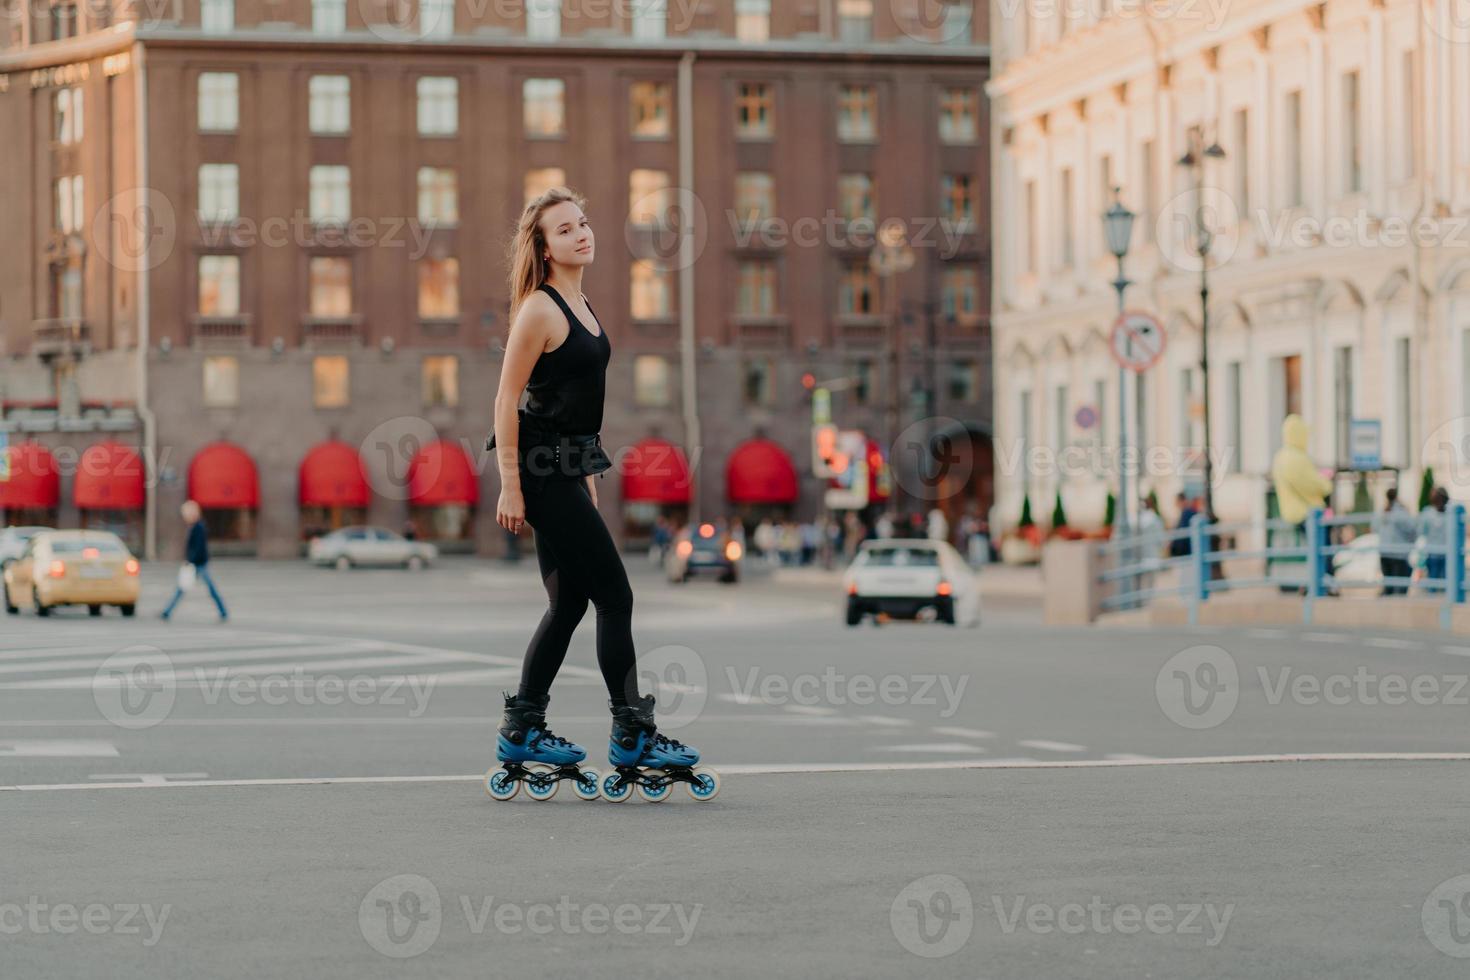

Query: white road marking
0,653,474,690
1245,628,1288,639
7,753,1470,791
0,641,377,676
1103,753,1158,761
1302,632,1344,643
1440,646,1470,658
0,739,119,758
1364,637,1424,650
783,705,839,716
87,773,209,785
859,716,914,727
931,726,995,739
1017,739,1087,753
875,742,986,753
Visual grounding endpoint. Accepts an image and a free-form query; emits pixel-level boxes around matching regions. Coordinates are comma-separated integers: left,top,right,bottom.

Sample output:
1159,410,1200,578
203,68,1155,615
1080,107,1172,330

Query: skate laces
529,726,574,750
652,730,688,752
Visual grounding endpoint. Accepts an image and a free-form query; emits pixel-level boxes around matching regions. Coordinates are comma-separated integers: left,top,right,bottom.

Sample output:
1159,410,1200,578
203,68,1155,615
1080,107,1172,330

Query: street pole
1113,258,1130,541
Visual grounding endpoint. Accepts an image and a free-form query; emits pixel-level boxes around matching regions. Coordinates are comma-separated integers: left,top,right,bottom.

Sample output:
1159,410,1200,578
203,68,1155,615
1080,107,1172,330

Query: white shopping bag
177,563,197,590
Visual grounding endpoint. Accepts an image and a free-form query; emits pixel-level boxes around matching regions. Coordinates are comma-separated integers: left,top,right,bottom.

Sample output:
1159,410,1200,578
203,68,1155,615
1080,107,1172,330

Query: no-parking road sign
1110,311,1166,373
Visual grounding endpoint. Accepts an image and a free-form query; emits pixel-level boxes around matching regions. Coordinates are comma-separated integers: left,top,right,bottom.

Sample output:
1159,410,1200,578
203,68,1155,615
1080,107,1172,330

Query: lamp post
1102,186,1136,540
1177,132,1226,522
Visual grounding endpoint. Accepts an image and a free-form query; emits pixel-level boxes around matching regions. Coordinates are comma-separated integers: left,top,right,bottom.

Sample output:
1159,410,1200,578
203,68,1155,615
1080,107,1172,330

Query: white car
841,539,981,627
308,526,438,570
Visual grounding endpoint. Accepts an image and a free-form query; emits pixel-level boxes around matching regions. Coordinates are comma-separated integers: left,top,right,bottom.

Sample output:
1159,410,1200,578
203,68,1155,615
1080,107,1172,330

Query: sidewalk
768,558,1043,599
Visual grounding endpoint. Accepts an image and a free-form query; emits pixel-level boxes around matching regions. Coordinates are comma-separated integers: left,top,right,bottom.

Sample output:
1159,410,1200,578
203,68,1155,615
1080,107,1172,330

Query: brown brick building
0,0,992,561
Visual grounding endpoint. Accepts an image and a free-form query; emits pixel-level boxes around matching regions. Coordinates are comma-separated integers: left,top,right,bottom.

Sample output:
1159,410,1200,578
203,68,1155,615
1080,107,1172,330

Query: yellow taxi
2,529,141,617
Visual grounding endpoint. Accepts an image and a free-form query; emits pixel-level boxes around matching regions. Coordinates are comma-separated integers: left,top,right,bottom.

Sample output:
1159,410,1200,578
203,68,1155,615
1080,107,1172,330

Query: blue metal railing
1099,504,1469,629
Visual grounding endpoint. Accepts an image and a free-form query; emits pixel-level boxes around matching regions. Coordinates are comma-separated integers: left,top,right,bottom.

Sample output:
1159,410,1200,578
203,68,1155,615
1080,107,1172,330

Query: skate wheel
687,767,721,801
637,770,672,803
486,768,519,801
525,767,559,801
600,772,633,802
572,768,601,801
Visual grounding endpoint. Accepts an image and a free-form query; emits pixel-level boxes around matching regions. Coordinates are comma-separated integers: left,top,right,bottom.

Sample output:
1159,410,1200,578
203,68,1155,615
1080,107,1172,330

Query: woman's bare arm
494,295,557,491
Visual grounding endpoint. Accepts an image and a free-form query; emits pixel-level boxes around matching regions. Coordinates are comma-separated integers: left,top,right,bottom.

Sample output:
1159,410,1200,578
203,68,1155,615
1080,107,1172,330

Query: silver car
307,526,438,570
0,526,54,570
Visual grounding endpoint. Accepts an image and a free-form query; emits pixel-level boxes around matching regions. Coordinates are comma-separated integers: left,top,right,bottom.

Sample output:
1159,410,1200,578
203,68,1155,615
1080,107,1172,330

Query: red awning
0,441,60,509
74,441,145,510
299,440,370,508
726,438,799,504
622,438,692,504
408,440,479,506
188,441,260,509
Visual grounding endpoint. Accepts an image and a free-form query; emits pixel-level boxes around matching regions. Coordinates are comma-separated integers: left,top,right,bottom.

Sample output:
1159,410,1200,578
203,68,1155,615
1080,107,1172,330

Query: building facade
0,0,991,560
989,0,1470,537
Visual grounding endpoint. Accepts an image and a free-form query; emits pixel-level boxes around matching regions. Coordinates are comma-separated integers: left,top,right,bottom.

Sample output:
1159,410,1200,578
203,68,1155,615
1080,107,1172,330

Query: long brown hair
506,186,589,325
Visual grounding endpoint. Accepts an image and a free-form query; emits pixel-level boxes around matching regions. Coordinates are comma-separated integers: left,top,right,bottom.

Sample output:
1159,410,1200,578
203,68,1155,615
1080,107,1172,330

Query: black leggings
519,475,641,706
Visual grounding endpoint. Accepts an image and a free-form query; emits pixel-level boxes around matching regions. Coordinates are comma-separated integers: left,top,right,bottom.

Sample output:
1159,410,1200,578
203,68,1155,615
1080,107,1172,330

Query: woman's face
540,201,594,270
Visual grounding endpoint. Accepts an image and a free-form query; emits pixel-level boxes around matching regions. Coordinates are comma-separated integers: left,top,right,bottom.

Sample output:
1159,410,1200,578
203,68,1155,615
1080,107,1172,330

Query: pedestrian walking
926,506,950,544
159,500,229,621
1419,487,1450,593
1373,488,1416,596
486,186,713,802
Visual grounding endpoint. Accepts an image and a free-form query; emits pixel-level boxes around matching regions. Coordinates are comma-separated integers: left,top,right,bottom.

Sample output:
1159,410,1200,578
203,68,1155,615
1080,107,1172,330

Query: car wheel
334,556,352,571
936,598,956,626
406,555,425,571
120,604,136,617
845,597,863,626
2,580,15,615
34,590,50,617
88,604,103,617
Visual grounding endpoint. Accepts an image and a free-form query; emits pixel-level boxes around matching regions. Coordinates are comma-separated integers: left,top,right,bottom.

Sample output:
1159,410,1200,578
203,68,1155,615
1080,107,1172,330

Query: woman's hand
497,486,527,535
586,475,598,508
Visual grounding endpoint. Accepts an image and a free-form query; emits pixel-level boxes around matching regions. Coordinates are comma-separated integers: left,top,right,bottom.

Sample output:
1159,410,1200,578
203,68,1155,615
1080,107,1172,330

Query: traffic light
801,371,817,390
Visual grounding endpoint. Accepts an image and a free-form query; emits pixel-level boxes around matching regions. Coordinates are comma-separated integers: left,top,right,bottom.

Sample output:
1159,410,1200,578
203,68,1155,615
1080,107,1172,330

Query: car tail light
82,547,100,558
124,559,140,576
937,580,952,596
47,560,66,578
725,541,743,561
699,523,715,538
677,540,693,557
847,581,858,595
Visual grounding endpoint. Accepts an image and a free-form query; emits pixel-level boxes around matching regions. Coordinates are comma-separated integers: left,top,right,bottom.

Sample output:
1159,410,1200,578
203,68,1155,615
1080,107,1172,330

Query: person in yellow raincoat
1271,414,1335,590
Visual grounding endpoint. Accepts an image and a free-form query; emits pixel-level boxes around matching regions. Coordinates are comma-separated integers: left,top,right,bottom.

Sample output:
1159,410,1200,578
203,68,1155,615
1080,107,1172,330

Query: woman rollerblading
487,186,719,802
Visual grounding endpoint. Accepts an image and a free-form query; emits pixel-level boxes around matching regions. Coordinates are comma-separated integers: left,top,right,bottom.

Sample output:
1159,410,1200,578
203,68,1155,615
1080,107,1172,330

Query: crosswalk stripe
0,739,118,757
0,641,376,675
1017,739,1087,753
0,653,473,690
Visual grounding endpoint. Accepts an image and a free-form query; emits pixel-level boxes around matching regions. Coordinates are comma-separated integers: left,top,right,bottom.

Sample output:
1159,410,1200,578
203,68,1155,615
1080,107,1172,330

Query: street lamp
1178,133,1226,523
1102,186,1136,539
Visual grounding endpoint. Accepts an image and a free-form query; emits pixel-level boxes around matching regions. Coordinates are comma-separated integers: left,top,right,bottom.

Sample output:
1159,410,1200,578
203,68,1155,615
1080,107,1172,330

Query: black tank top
522,283,611,435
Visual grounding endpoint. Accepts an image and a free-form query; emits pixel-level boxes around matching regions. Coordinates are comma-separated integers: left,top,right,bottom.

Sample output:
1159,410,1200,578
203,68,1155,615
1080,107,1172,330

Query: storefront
0,440,60,528
74,440,145,552
299,440,370,545
407,439,477,551
188,441,259,554
621,437,692,548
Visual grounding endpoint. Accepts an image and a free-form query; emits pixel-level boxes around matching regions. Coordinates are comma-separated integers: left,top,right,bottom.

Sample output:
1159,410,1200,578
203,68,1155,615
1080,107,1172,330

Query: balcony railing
191,314,253,347
303,314,364,346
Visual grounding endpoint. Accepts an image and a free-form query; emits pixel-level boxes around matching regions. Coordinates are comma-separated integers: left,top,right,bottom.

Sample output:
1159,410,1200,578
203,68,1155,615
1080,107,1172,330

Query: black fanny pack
486,418,612,481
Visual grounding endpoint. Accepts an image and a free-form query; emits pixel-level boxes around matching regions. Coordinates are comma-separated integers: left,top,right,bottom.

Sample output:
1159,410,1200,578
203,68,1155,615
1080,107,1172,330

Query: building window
1023,179,1037,275
735,82,773,140
633,355,671,407
734,172,775,226
838,261,877,316
941,266,978,322
1178,367,1198,448
837,85,877,143
199,73,238,133
417,77,458,136
198,164,239,223
837,174,875,225
629,169,672,227
312,0,345,33
1053,384,1070,453
1341,70,1362,195
309,256,352,317
53,87,83,145
941,173,975,229
1284,90,1303,208
417,167,458,225
524,167,566,205
735,0,769,43
1334,345,1354,464
203,356,240,408
837,0,872,42
942,0,972,43
420,0,453,37
1093,377,1107,446
53,175,84,234
939,88,976,144
1232,108,1249,215
1395,337,1412,464
308,75,350,135
854,359,872,405
631,81,671,138
631,0,666,38
1138,139,1155,245
49,2,77,39
1398,52,1416,182
947,360,978,402
198,255,240,316
1018,389,1032,490
743,359,773,407
200,0,233,33
524,78,566,137
313,356,350,408
1226,361,1242,472
736,261,777,317
1057,167,1074,268
422,355,459,408
309,165,351,224
630,260,672,319
418,258,460,318
526,0,559,39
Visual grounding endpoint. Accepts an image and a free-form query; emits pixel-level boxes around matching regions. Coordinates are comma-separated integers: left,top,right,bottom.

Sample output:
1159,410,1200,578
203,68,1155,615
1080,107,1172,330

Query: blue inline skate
600,694,720,803
485,692,600,802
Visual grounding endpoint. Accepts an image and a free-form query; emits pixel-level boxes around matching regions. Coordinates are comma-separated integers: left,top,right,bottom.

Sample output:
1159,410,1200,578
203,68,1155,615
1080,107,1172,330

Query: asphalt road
3,557,1469,977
